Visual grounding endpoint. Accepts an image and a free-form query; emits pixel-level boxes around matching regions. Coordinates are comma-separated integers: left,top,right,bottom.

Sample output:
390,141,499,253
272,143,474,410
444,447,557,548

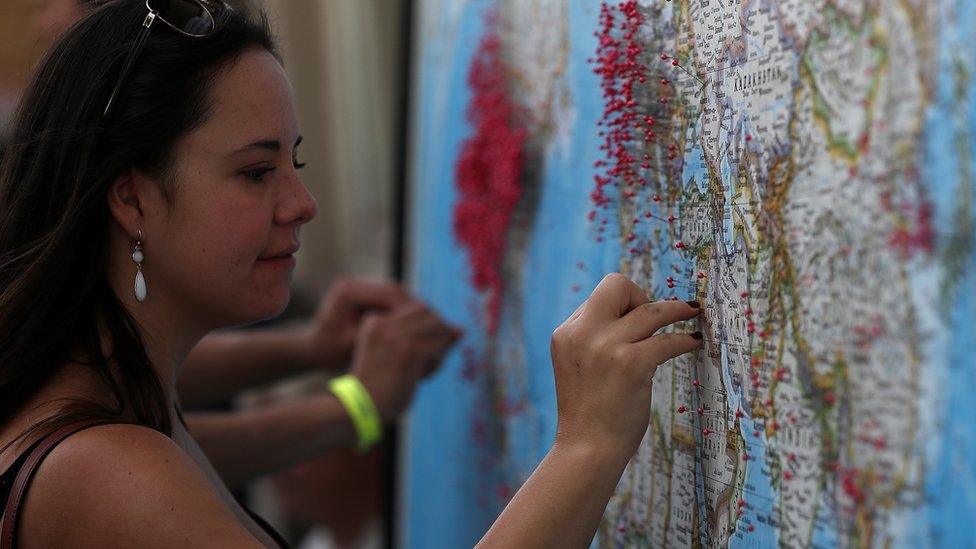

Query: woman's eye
241,167,276,181
294,160,307,170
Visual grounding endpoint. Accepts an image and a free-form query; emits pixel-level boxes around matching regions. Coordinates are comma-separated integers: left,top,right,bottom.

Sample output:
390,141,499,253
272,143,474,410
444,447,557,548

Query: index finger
586,273,649,320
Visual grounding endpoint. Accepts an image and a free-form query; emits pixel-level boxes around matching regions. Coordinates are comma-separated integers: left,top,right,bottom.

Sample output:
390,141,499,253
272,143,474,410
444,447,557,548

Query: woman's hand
348,300,463,422
550,272,702,458
478,273,702,549
299,277,410,371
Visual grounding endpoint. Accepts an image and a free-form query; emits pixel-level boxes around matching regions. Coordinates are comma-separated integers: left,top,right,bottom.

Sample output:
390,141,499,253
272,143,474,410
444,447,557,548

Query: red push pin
697,406,704,415
745,134,753,142
677,405,687,414
740,291,750,298
671,59,679,66
698,271,706,279
675,241,686,249
742,453,750,461
660,53,669,60
702,428,713,436
735,409,744,418
737,498,747,507
661,78,670,86
748,525,756,533
783,470,794,480
752,430,760,437
653,194,662,202
692,379,701,387
667,214,677,223
788,452,797,462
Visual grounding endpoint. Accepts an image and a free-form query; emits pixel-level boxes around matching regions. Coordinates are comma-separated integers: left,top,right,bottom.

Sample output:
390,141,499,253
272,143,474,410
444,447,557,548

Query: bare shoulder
16,423,262,548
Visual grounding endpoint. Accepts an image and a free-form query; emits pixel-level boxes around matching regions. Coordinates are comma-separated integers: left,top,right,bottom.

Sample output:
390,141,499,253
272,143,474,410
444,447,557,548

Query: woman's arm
178,326,312,409
184,394,357,488
479,438,632,548
187,300,461,487
478,274,703,548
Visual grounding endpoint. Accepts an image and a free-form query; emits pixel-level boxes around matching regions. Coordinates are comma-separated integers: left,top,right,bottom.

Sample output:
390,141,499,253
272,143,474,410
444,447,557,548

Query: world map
402,1,976,547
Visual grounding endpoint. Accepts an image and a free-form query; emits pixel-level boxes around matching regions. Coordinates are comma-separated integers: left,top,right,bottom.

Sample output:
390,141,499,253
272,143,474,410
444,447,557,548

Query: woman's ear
107,169,163,238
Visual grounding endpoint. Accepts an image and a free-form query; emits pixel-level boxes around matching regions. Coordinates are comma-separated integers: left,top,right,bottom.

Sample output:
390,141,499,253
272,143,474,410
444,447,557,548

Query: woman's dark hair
0,0,277,446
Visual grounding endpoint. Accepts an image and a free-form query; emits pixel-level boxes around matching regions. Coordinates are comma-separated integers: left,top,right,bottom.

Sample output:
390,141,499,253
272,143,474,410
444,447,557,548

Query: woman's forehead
190,48,299,154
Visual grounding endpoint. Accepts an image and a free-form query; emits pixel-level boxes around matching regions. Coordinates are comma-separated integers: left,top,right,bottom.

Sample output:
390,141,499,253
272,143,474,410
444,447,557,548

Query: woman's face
142,47,318,328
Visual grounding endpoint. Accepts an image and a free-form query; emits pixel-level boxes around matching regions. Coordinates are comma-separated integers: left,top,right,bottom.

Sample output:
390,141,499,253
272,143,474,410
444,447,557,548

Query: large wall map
402,1,976,547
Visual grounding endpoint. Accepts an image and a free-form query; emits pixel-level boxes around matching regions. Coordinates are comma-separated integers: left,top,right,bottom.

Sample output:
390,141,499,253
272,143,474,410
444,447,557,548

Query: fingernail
686,300,701,309
691,331,703,340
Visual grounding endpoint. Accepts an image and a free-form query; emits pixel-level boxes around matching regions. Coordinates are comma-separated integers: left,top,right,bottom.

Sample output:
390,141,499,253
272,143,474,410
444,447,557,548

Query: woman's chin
231,290,291,326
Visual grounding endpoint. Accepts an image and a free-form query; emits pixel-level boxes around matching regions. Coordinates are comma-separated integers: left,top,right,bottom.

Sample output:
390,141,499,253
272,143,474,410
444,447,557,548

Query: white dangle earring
132,230,147,302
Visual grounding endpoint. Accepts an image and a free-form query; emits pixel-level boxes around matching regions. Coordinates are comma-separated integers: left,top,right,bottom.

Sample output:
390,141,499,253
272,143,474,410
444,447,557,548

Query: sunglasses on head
103,0,229,117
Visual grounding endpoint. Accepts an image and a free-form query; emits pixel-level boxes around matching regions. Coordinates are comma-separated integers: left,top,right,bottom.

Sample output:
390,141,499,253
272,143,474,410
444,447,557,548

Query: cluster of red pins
589,1,656,224
885,195,935,259
452,26,527,335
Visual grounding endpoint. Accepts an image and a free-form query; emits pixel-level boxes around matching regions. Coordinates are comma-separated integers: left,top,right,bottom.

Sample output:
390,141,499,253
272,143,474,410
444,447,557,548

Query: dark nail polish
691,331,703,340
686,300,701,309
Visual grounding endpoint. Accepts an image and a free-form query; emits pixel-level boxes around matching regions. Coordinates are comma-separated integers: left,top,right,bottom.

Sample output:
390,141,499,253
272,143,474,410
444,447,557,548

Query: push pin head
677,405,687,414
692,379,701,387
675,241,686,249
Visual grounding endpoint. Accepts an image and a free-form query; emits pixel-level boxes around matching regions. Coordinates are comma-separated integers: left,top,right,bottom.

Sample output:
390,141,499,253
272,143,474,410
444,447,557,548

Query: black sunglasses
103,0,224,117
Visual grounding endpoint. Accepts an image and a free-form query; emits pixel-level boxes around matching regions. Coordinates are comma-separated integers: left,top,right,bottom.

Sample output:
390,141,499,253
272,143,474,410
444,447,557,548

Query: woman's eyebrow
231,135,304,155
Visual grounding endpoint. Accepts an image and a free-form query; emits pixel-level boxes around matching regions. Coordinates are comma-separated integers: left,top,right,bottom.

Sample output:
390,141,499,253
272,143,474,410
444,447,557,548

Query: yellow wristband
328,374,383,452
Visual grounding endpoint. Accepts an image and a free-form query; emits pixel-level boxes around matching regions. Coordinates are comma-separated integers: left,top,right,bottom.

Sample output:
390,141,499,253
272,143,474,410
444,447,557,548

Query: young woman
0,1,703,547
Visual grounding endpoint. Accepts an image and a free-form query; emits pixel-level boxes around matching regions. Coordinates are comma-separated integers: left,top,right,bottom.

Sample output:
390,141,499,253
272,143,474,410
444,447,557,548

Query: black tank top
0,420,289,548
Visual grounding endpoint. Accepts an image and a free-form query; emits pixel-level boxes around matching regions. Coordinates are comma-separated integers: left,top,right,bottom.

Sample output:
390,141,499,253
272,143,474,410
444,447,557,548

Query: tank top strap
0,418,126,549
